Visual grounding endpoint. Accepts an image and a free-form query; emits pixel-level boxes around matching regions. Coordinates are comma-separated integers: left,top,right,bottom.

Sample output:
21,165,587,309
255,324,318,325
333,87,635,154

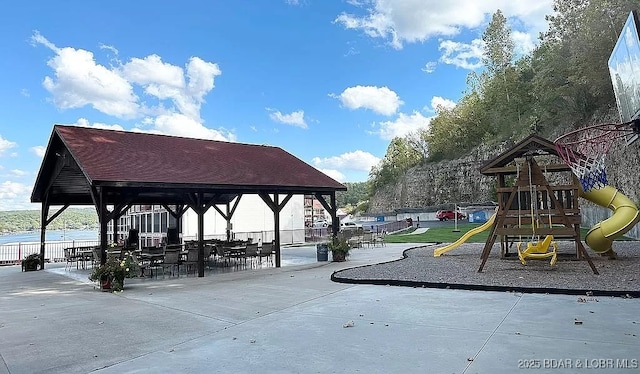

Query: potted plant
22,253,41,272
89,253,139,292
328,236,351,262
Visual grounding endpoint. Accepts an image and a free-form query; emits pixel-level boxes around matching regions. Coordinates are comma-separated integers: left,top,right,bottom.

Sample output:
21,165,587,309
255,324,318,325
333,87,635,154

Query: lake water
0,229,99,245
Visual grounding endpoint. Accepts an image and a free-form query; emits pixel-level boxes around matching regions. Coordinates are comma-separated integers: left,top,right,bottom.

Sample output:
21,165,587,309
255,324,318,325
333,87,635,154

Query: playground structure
476,135,601,273
432,136,588,264
434,10,640,273
433,133,639,275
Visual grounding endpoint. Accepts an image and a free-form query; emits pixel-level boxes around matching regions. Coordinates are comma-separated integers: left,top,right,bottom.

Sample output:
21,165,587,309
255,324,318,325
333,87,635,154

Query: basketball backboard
608,10,640,145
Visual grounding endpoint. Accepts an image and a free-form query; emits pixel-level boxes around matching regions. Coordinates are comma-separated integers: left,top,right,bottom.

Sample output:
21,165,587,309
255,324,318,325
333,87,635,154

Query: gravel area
332,241,640,296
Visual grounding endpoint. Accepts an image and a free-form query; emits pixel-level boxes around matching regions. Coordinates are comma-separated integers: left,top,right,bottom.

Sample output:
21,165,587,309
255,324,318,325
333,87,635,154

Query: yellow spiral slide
579,185,640,253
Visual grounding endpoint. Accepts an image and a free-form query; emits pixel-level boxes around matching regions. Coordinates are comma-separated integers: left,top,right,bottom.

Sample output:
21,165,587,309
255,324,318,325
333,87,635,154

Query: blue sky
0,0,553,211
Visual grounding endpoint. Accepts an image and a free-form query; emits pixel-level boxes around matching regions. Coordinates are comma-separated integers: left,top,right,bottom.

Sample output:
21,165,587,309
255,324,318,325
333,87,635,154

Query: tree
405,130,430,160
336,182,370,208
482,10,514,76
369,137,422,189
366,0,638,209
533,0,635,126
481,10,525,134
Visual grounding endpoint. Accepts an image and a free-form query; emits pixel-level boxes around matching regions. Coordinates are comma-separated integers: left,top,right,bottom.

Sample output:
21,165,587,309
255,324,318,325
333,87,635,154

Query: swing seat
517,235,558,266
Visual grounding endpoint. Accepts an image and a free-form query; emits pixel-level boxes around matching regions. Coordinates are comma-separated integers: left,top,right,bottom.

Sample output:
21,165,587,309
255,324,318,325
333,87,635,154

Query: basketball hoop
554,119,639,191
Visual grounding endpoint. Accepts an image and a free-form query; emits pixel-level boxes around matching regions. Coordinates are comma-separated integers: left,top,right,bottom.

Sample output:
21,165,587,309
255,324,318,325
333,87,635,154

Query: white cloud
32,32,225,139
312,150,380,172
267,108,308,129
60,116,234,142
62,118,125,131
99,43,119,56
10,169,27,177
421,61,437,73
374,111,432,140
0,181,32,211
430,96,456,111
335,0,552,50
332,85,403,116
30,146,46,158
0,135,17,156
121,54,185,89
318,168,346,182
20,88,30,97
148,113,235,141
32,31,140,118
439,39,484,70
285,0,300,4
512,30,536,55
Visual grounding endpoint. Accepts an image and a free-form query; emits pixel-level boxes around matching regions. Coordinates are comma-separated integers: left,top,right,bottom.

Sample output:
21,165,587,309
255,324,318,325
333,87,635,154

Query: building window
146,213,152,233
161,213,168,232
154,213,160,233
134,215,140,230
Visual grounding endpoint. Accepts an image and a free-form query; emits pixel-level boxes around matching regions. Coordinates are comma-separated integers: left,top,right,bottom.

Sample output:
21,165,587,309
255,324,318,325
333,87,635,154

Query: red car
436,210,466,221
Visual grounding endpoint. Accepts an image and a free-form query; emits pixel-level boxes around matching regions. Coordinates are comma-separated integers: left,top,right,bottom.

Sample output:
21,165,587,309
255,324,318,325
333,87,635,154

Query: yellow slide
579,185,640,254
434,212,497,257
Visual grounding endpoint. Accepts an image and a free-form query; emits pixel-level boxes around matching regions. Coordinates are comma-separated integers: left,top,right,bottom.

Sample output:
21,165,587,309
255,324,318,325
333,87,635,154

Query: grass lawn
384,224,633,244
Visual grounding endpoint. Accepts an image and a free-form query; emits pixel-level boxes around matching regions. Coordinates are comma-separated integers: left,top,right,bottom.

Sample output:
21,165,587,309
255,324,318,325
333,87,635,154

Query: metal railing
0,223,408,266
0,239,100,265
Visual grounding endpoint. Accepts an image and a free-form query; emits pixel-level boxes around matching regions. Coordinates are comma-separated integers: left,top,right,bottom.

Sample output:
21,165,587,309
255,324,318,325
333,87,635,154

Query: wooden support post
39,201,49,270
197,193,205,277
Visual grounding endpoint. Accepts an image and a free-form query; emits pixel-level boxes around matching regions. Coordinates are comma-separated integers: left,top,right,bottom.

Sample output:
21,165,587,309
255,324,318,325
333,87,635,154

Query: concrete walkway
1,243,638,373
402,227,429,235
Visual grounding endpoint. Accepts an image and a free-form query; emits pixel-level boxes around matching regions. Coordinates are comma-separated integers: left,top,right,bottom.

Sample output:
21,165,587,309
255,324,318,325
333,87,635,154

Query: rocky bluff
368,142,508,213
369,131,640,239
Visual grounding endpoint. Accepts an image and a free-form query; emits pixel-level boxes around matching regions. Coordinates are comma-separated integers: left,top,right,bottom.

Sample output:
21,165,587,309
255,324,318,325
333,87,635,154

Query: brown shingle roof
479,134,570,176
57,125,344,188
31,125,346,204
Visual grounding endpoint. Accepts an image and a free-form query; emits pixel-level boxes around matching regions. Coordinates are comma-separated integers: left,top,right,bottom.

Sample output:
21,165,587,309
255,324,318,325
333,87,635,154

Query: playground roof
480,134,572,176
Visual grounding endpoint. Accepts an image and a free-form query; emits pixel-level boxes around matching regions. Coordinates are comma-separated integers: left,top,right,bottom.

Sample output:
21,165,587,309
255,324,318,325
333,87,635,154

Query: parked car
436,210,466,221
312,219,329,228
340,221,363,231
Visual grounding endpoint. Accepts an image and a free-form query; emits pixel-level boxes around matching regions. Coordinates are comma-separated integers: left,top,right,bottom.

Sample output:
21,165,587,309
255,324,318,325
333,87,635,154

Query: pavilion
31,125,346,276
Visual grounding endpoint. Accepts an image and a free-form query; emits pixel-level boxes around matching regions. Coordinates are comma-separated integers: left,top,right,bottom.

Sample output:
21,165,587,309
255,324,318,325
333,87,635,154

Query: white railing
0,229,309,265
0,239,100,265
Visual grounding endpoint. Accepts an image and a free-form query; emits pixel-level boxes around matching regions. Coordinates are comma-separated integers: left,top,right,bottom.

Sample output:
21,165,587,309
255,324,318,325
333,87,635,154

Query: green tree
367,0,638,209
482,10,514,76
336,182,370,208
0,208,98,234
369,137,423,189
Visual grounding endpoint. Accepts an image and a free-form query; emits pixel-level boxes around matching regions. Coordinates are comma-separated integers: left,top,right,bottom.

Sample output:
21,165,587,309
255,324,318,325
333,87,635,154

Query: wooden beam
45,204,70,226
482,163,571,176
258,192,292,268
39,196,50,270
479,188,518,272
315,193,339,238
197,192,205,277
98,187,108,266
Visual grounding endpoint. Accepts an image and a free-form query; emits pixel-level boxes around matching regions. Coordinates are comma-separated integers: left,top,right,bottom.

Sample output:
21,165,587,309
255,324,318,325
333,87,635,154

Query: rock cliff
369,141,511,212
369,122,640,239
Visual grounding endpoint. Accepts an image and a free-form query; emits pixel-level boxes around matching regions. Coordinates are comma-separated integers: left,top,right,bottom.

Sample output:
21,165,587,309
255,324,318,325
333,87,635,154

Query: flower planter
22,262,39,272
100,276,113,291
21,254,41,272
90,254,135,292
332,251,347,262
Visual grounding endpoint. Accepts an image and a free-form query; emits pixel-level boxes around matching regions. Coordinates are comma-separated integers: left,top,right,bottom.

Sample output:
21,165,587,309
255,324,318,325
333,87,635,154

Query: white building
110,195,305,247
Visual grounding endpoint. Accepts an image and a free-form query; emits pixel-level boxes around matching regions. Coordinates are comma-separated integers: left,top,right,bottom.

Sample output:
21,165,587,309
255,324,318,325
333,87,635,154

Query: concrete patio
1,243,638,373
